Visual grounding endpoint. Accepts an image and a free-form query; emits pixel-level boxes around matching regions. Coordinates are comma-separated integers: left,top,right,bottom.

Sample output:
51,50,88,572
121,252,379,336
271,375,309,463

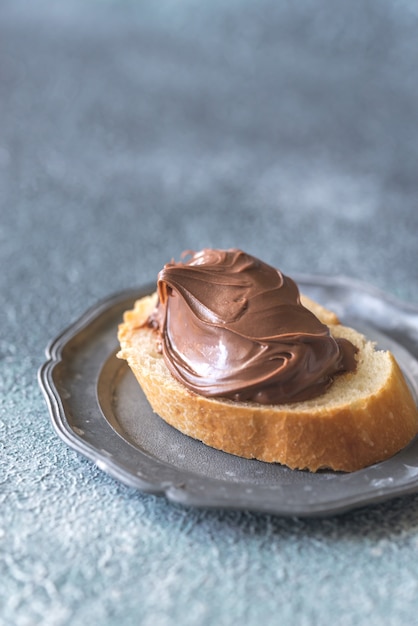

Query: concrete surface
1,1,418,624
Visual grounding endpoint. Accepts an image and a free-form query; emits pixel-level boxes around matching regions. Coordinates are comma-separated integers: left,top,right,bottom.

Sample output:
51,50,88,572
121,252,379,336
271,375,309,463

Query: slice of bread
117,292,418,472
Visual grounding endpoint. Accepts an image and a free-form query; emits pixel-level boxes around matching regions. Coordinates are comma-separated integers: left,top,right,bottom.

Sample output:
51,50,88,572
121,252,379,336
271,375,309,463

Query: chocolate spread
148,249,358,404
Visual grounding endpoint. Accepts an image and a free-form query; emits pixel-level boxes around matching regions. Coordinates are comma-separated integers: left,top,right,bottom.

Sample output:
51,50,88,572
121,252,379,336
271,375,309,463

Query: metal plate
38,276,418,517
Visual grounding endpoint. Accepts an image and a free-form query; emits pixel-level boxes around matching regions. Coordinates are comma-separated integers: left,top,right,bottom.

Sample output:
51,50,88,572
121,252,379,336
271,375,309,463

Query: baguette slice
117,292,418,472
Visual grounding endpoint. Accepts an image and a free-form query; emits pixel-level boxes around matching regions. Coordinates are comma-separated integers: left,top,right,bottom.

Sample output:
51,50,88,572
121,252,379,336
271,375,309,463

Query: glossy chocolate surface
149,249,357,403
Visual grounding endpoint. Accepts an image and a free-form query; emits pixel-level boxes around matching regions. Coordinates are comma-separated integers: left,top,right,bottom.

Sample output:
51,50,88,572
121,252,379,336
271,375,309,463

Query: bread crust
117,293,418,472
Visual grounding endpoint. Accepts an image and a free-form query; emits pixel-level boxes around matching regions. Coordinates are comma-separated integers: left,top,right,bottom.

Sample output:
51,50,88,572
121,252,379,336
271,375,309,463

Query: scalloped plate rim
38,275,418,517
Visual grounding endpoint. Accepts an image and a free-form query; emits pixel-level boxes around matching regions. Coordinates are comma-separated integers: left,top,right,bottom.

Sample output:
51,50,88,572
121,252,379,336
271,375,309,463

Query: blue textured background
2,1,418,624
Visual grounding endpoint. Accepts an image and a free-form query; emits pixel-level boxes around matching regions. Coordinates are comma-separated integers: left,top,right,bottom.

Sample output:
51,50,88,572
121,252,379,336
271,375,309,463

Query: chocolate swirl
148,249,357,404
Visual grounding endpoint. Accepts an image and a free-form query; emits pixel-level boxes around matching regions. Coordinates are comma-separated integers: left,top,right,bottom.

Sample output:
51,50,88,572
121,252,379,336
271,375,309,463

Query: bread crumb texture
117,292,418,472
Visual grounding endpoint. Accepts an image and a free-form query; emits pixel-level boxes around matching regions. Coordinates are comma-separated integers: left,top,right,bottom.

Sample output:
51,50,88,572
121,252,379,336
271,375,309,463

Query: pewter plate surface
38,277,418,517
